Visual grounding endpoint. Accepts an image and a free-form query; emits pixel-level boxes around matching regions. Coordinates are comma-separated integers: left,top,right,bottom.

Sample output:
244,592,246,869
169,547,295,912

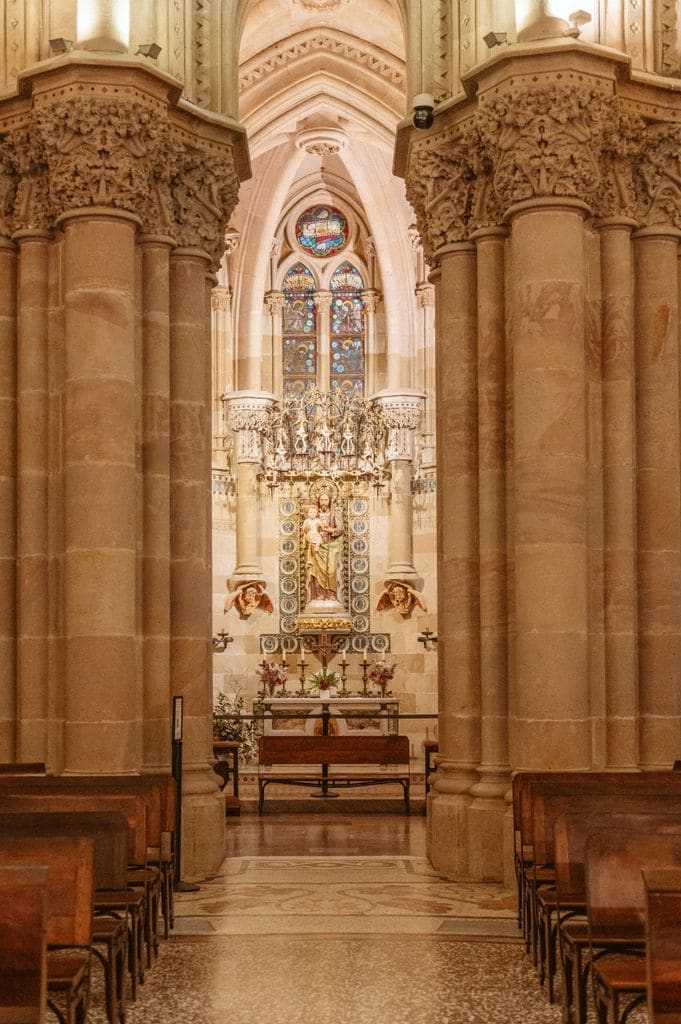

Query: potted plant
213,688,258,764
309,669,341,697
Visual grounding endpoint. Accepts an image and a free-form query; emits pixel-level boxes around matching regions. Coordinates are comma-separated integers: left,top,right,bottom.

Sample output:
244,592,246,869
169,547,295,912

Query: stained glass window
282,262,317,397
330,261,365,394
295,206,349,258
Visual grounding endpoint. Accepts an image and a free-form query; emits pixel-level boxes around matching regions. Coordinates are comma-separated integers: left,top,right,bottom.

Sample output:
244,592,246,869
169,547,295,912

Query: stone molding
404,83,654,263
362,289,380,314
239,29,405,92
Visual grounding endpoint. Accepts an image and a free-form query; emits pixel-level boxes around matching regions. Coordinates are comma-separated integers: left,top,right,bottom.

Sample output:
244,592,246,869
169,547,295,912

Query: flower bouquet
260,661,287,696
368,661,395,697
309,670,341,695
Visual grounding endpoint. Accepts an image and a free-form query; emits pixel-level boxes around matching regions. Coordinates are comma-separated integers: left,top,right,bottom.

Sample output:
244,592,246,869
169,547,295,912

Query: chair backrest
585,828,681,930
644,868,681,1024
0,811,129,891
0,792,147,866
554,810,681,896
0,864,48,1020
0,836,94,948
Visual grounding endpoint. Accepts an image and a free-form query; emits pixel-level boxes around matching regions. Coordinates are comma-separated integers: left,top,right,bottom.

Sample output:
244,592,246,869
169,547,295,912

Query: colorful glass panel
330,261,365,392
295,206,349,258
282,262,317,393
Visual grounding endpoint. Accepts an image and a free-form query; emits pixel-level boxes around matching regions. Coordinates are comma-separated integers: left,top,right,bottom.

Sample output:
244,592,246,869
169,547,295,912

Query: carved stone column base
178,765,226,882
467,767,511,882
427,762,477,879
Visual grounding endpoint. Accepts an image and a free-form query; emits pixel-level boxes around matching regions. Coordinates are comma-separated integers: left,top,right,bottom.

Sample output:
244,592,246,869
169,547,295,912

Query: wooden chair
644,867,681,1024
585,828,681,1024
0,836,94,1024
0,865,48,1024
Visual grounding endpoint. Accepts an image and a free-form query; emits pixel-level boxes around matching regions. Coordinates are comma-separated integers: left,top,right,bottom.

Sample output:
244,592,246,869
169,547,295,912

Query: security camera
412,94,435,130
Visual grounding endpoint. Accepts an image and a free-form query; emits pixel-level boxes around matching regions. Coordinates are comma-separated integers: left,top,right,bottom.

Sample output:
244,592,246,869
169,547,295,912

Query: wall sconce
483,31,508,48
212,630,233,652
49,38,73,54
417,628,438,652
137,43,162,59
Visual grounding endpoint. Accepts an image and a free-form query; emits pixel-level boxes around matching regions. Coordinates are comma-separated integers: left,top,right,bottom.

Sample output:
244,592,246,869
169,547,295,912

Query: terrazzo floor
83,813,647,1024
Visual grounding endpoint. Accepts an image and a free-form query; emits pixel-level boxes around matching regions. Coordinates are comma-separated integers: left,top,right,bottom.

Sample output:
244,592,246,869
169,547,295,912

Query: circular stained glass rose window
295,206,349,258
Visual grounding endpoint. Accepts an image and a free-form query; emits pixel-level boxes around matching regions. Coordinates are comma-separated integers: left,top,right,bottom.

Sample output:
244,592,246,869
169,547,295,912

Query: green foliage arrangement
213,688,258,763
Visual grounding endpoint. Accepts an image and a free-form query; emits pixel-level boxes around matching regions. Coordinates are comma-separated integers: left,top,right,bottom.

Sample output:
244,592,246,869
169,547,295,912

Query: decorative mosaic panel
259,484,389,655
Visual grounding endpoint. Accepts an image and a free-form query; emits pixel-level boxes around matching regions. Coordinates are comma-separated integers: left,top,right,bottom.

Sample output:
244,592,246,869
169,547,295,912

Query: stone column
139,234,174,773
633,226,681,767
428,242,480,878
416,283,436,460
597,218,639,768
169,246,222,874
60,208,140,773
363,289,379,396
264,290,284,396
509,198,591,770
314,291,332,387
15,229,51,762
0,236,17,759
468,226,510,880
372,389,425,584
224,391,277,589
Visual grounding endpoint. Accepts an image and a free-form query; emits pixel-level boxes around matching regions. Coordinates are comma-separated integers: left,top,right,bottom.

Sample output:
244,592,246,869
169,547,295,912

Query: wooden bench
0,865,48,1024
0,836,94,1024
643,867,681,1024
587,828,681,1024
258,734,411,814
0,812,130,1024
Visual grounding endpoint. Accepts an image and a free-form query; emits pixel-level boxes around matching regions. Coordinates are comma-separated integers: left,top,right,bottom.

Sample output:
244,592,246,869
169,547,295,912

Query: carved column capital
372,389,425,461
224,390,277,463
475,85,615,213
415,283,435,308
634,122,681,230
313,290,332,314
405,127,478,266
265,290,284,316
212,286,232,313
169,142,240,265
35,96,168,225
362,289,380,314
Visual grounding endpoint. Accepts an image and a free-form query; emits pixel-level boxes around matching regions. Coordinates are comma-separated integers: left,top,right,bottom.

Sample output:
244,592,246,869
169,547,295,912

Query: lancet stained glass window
282,262,317,398
330,261,365,396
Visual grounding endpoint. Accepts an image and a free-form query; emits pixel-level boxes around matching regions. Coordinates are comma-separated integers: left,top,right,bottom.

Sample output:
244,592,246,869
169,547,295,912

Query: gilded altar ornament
225,581,274,620
376,580,427,619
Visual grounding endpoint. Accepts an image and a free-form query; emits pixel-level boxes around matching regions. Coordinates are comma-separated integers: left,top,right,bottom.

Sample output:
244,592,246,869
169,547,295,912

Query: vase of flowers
260,661,287,697
310,670,341,697
368,661,395,698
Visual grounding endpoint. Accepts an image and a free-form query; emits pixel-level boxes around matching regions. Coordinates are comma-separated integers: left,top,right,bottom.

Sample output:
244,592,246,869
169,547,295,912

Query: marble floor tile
81,814,648,1023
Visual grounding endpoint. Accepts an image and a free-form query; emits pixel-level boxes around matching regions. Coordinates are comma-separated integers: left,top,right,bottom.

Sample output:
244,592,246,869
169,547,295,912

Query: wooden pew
258,734,411,814
0,865,48,1024
0,792,148,996
586,828,681,1024
644,867,681,1024
0,773,176,940
553,811,681,1024
0,763,46,775
0,836,94,1024
0,812,129,1024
